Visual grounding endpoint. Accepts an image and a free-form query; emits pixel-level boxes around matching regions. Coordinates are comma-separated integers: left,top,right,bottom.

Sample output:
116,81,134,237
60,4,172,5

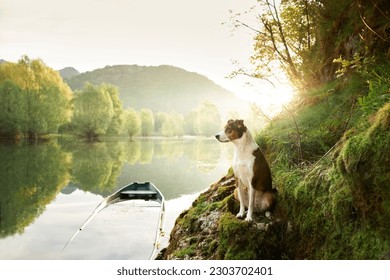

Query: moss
207,239,218,256
218,213,259,259
329,179,354,224
217,213,281,260
222,193,240,214
276,102,389,259
177,202,207,233
173,244,197,259
337,103,390,224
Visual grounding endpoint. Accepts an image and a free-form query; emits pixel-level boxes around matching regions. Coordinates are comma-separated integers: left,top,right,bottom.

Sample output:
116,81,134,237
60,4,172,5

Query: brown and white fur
215,119,275,222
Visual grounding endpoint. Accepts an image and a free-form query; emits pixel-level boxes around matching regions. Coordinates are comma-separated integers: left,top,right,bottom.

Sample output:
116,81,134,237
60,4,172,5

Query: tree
247,0,318,86
0,56,73,138
140,108,155,137
161,113,185,137
0,81,26,137
154,112,170,134
72,83,114,141
233,0,390,87
124,108,141,138
105,84,125,135
194,101,221,136
155,111,185,137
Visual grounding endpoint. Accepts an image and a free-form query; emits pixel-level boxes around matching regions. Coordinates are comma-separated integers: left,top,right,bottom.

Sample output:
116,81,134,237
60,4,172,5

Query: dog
215,119,275,222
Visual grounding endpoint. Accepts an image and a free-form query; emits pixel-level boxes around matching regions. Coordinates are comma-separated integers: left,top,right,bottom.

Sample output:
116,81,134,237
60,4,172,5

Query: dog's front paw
245,216,253,223
236,212,245,219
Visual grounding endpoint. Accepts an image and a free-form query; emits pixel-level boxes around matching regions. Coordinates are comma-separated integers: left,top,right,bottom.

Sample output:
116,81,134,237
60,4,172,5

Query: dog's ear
236,119,244,128
227,119,234,124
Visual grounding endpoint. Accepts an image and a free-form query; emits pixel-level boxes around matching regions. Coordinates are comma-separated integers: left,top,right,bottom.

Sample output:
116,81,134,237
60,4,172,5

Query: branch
229,67,276,88
304,0,311,49
358,2,388,41
234,19,266,36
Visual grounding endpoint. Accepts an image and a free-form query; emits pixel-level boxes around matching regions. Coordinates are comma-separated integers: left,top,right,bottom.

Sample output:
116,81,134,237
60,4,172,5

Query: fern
358,74,390,116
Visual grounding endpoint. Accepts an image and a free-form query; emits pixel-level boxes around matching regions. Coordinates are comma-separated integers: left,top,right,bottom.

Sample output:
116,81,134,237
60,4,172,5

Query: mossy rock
217,213,282,260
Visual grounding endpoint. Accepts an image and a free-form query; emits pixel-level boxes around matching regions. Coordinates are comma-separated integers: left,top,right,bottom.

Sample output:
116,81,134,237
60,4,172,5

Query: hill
59,67,80,79
64,65,249,117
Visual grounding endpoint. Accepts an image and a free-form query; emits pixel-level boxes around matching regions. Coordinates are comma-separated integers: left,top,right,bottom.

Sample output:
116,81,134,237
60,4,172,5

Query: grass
256,67,390,259
163,63,389,260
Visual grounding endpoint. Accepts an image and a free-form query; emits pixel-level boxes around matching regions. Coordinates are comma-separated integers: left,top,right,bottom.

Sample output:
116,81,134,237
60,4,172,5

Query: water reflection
70,142,124,195
0,138,232,257
0,142,70,238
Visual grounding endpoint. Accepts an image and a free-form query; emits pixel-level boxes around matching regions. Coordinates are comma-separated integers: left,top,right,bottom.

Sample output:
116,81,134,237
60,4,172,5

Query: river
0,137,233,259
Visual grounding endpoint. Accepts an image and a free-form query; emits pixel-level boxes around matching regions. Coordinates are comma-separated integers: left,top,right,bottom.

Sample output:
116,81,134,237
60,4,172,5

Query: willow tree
104,84,125,136
124,108,141,138
140,108,155,137
72,83,115,141
0,56,73,138
0,81,25,137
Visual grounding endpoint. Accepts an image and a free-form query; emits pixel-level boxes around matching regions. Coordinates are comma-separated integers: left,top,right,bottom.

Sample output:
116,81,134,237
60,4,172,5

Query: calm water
0,137,233,259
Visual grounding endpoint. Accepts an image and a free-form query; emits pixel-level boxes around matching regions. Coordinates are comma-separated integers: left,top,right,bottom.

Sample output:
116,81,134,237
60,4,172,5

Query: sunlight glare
232,74,296,117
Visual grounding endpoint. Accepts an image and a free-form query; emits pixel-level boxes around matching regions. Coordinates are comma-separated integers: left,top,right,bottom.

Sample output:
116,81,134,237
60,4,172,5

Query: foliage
161,113,185,137
193,101,221,136
0,142,70,237
139,108,155,137
249,0,318,84
233,0,390,87
155,111,185,137
0,56,73,138
0,57,226,139
280,102,389,259
253,58,390,259
105,84,125,135
124,108,141,138
356,63,390,116
72,83,115,140
71,142,123,194
0,81,26,136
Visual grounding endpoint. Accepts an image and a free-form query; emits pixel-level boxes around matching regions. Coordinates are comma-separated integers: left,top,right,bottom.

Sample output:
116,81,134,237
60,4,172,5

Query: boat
60,182,165,260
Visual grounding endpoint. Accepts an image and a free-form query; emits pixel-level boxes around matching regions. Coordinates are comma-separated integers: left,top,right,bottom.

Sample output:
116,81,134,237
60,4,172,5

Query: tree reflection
71,142,125,196
0,138,225,238
123,140,141,164
188,139,220,172
154,139,186,160
138,140,154,164
0,142,70,238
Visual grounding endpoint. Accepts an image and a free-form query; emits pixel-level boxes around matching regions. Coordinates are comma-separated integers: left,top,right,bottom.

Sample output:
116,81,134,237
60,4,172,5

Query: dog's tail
262,188,277,212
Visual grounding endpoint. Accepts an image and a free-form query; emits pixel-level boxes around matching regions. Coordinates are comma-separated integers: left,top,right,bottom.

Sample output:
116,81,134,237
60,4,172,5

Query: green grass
255,67,390,259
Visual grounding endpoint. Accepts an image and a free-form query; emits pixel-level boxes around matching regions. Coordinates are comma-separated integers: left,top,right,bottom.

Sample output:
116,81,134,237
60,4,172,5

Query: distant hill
0,59,7,64
65,65,249,117
59,67,80,79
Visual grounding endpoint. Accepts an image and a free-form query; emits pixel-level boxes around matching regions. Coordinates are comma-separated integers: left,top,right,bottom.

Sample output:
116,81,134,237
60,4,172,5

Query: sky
0,0,293,113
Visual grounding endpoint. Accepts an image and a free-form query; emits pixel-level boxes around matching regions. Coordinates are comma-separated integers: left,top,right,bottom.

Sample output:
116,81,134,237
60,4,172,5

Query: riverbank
157,92,390,260
157,172,288,260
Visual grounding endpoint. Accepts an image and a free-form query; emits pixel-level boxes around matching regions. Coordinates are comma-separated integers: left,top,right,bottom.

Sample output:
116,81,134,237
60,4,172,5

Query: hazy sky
0,0,293,110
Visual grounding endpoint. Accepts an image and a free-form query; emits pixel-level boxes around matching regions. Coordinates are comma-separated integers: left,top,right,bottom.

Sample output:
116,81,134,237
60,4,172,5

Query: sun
231,73,296,117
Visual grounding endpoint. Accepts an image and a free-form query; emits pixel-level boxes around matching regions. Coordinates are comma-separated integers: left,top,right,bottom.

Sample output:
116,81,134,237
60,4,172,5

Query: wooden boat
60,182,165,260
